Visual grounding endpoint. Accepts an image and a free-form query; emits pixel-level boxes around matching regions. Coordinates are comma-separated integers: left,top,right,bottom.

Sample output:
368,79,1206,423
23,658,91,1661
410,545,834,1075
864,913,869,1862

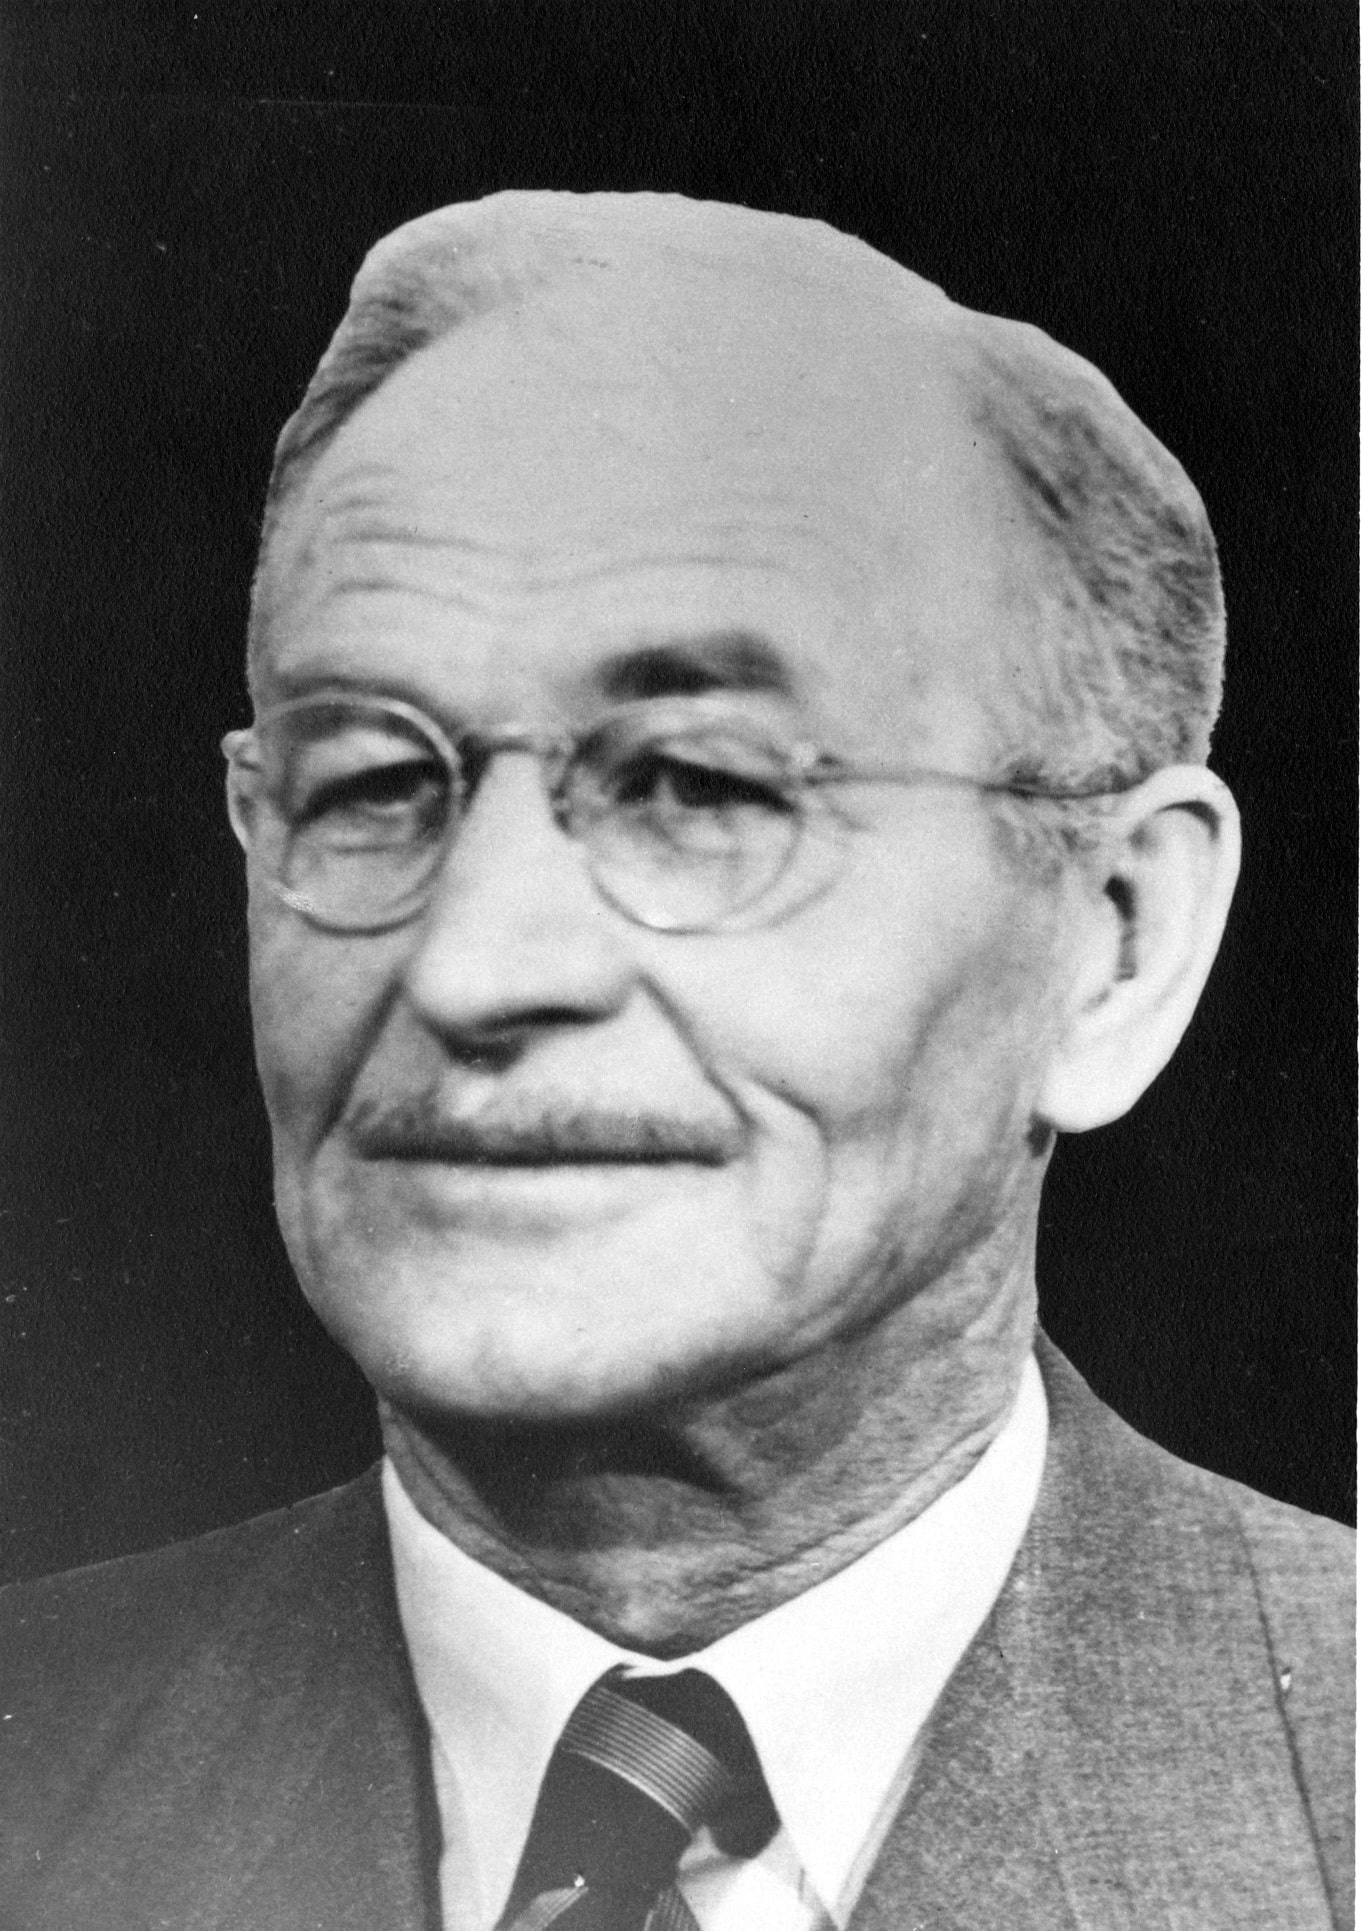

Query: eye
611,742,796,819
290,754,448,848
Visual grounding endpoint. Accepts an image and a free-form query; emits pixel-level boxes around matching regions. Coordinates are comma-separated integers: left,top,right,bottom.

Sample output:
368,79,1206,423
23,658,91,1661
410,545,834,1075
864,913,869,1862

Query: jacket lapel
847,1574,1080,1931
850,1341,1335,1931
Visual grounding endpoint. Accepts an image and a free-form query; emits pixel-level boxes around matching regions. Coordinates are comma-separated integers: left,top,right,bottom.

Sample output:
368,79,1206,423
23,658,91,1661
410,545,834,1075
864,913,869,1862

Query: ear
222,728,255,855
1037,764,1241,1133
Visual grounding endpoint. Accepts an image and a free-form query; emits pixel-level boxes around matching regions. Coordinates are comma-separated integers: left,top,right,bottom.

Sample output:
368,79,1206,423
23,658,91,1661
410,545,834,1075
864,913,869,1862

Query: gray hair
247,218,523,681
247,197,1225,830
958,328,1223,798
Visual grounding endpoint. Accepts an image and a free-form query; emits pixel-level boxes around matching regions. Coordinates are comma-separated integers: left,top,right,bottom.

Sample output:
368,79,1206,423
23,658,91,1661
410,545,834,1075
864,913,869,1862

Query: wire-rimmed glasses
222,692,1112,936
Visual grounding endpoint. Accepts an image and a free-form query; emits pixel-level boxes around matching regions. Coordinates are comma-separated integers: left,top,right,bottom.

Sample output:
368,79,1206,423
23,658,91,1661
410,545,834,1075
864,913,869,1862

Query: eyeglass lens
241,698,807,932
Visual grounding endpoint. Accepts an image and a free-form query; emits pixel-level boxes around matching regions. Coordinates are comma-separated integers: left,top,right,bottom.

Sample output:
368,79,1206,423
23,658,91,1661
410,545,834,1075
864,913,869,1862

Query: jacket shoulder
1233,1480,1354,1918
1036,1337,1355,1924
1147,1446,1353,1926
2,1472,383,1692
1036,1331,1353,1580
0,1471,391,1881
1062,1370,1354,1667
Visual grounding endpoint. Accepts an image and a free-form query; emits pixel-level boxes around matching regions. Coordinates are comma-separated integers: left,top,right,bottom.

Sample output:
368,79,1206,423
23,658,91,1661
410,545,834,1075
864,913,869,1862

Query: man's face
244,303,1069,1426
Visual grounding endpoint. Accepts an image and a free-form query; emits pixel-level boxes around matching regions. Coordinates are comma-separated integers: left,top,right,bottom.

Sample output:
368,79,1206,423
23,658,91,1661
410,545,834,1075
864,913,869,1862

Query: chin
367,1343,712,1429
285,1168,811,1422
312,1259,780,1428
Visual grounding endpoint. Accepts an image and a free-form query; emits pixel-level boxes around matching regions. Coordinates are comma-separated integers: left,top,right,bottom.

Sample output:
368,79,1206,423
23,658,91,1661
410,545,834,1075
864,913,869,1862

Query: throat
383,1405,767,1653
377,1326,1031,1655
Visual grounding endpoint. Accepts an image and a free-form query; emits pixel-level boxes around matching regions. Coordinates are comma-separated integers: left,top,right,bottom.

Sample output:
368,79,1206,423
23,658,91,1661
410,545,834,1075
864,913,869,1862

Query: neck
381,1258,1037,1657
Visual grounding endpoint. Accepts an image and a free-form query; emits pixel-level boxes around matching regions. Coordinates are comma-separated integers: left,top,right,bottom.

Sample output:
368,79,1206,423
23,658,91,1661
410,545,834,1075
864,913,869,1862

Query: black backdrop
1,0,1355,1586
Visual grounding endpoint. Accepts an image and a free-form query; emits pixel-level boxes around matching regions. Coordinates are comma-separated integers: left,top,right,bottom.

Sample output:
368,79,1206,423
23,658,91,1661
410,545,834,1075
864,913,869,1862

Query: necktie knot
500,1667,778,1930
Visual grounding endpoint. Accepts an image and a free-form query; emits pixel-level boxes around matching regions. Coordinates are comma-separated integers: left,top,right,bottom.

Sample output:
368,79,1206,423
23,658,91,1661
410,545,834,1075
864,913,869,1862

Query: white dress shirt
383,1352,1047,1931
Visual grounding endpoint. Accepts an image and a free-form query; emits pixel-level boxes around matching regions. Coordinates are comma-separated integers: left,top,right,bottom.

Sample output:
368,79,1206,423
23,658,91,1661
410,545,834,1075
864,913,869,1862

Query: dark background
1,1,1355,1586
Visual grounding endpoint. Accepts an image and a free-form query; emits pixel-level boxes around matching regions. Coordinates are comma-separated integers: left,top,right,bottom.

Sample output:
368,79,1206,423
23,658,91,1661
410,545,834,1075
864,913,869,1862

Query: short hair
956,328,1224,797
247,196,1226,816
247,213,521,685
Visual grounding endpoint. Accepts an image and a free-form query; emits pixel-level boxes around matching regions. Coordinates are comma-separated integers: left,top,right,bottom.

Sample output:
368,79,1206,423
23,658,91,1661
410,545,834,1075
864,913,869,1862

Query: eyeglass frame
222,689,1124,937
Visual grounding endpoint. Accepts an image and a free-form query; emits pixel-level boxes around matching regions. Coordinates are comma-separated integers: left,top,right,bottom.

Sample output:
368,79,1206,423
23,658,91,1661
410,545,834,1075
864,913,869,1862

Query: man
1,191,1351,1930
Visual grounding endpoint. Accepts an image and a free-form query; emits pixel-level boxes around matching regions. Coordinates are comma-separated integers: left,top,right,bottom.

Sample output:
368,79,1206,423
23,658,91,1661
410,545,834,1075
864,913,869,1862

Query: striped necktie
498,1666,779,1931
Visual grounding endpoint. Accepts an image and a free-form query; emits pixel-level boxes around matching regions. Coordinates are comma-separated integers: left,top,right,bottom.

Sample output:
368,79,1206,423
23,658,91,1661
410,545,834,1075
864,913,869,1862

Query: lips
345,1094,743,1166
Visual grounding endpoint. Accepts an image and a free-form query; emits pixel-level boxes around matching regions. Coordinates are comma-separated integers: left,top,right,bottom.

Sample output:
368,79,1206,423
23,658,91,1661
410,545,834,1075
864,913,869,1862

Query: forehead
264,259,1022,756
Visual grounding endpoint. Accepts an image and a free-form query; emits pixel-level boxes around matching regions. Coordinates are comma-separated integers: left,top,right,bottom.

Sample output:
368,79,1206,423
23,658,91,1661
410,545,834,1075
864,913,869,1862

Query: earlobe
1036,765,1241,1133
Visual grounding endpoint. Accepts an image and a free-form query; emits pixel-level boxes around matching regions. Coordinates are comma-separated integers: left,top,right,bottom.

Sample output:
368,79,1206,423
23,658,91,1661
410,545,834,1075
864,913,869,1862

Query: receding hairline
246,190,1225,802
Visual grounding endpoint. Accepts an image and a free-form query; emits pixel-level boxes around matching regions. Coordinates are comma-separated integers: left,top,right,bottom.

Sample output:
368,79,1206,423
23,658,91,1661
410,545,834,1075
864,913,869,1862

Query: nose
400,750,636,1046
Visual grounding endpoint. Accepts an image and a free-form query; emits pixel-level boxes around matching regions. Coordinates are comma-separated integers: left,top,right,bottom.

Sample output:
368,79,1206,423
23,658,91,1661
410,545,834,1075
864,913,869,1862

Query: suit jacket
1,1339,1353,1931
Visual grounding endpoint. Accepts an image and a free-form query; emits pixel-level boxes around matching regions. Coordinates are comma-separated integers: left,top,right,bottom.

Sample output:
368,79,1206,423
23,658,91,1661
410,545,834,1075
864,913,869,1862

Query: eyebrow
264,629,804,719
593,631,800,704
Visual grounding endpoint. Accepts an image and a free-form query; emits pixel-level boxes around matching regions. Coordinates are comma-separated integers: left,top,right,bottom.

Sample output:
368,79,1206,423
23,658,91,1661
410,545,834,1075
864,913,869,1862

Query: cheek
246,903,398,1145
663,842,1061,1258
706,868,1051,1129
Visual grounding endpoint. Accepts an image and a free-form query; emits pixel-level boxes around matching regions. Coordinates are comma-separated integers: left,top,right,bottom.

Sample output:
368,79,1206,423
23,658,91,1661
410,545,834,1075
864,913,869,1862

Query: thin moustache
346,1094,743,1165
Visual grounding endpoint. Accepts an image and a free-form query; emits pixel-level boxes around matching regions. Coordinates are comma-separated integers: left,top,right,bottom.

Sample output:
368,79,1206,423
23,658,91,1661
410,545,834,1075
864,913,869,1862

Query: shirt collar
384,1352,1046,1924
